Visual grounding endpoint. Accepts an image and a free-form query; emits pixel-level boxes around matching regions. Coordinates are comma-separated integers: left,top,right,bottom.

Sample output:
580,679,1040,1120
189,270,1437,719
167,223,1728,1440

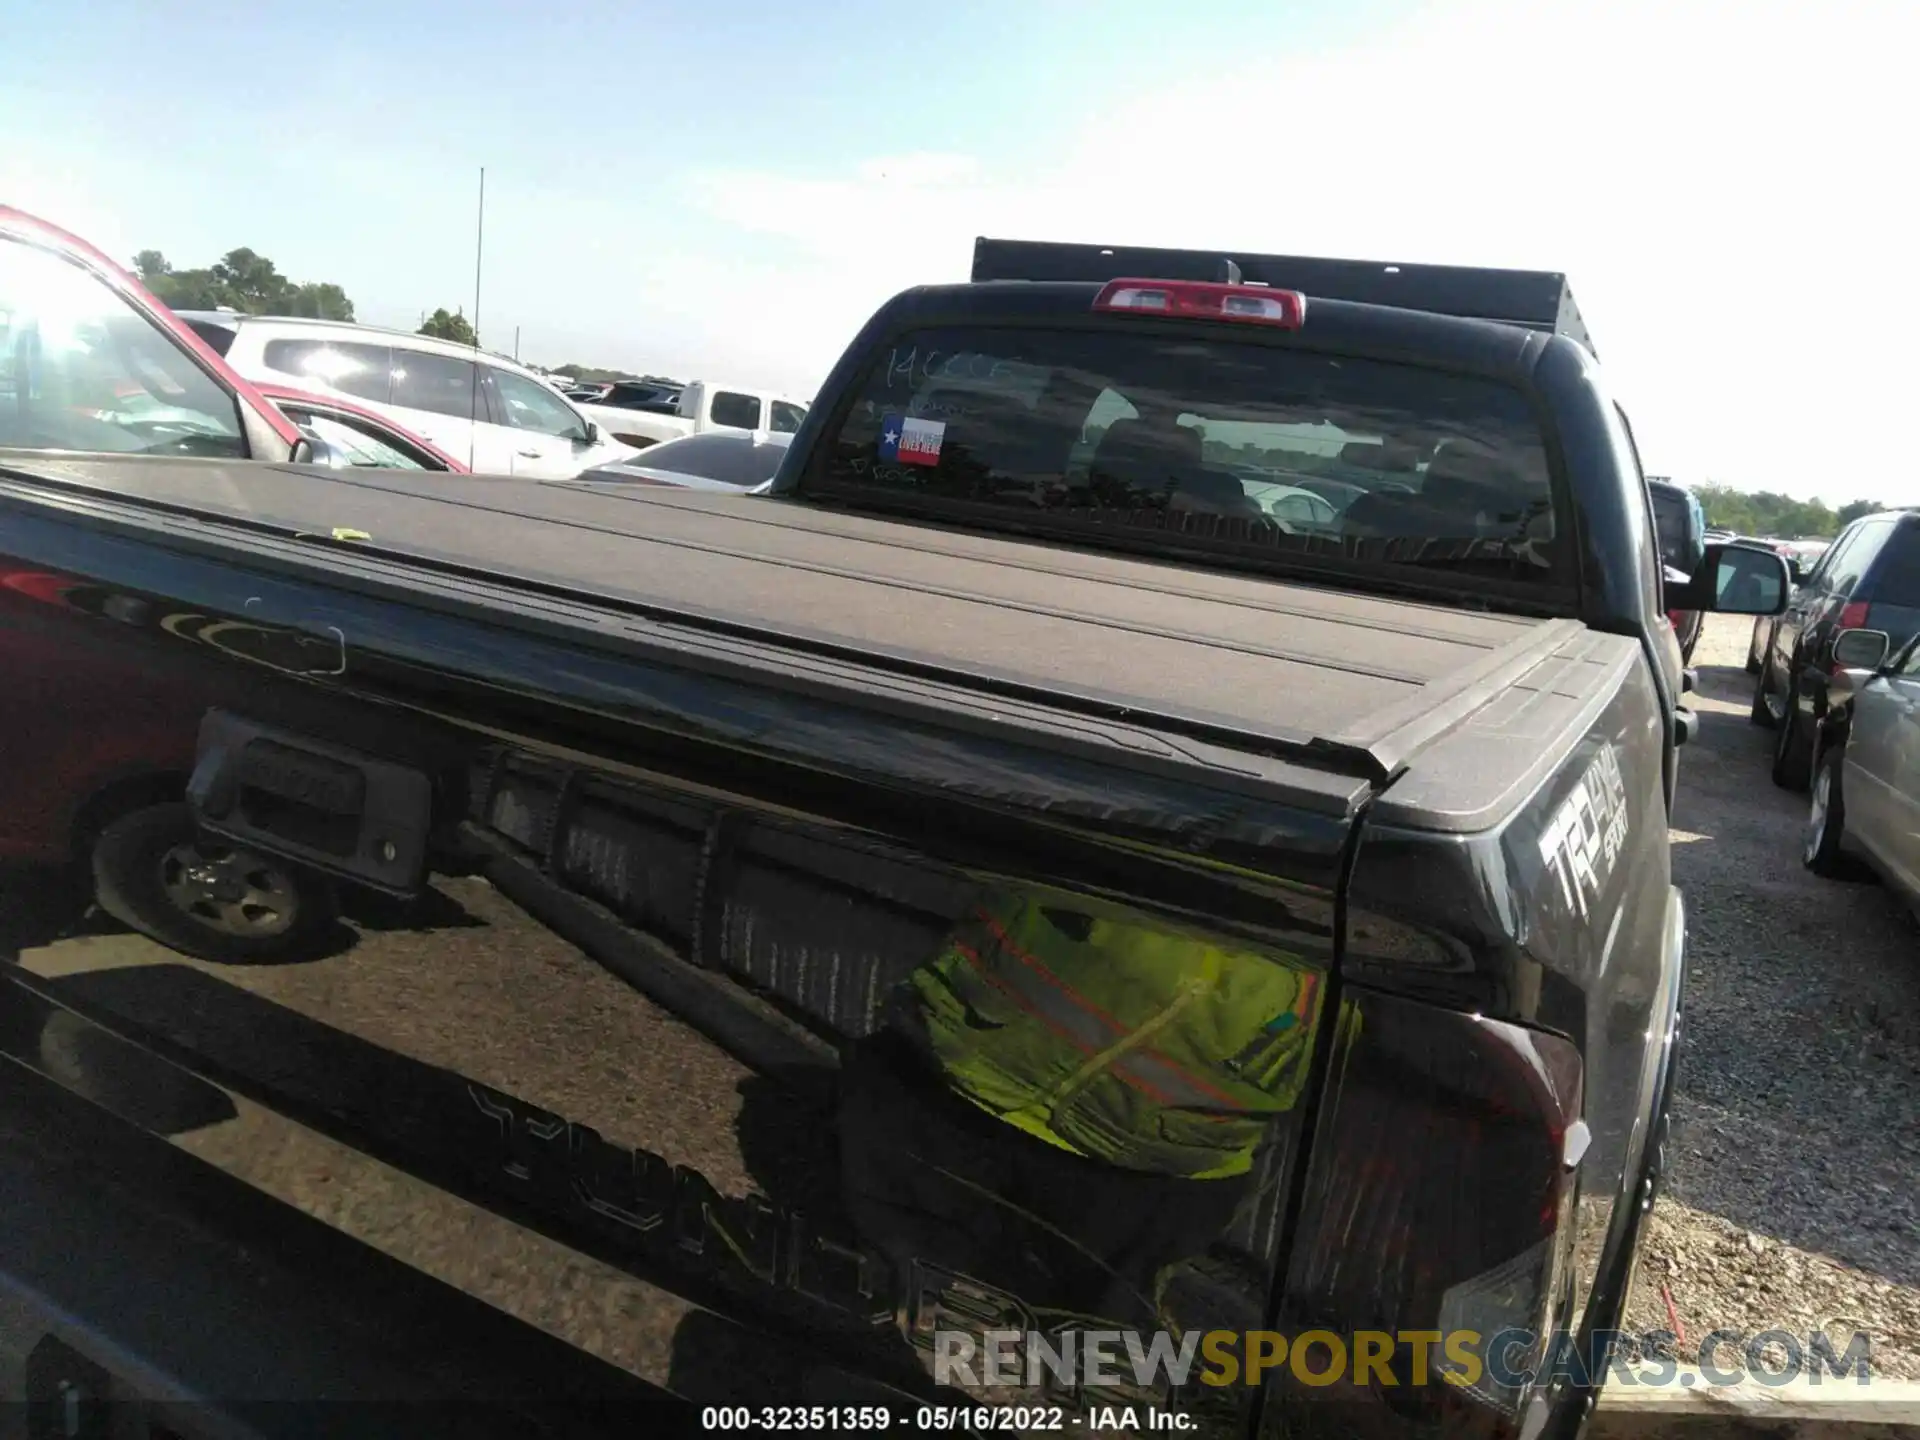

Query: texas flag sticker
879,413,945,467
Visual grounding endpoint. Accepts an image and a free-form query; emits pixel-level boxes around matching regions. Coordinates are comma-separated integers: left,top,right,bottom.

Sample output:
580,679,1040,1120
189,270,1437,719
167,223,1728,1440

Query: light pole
472,166,485,349
466,165,486,471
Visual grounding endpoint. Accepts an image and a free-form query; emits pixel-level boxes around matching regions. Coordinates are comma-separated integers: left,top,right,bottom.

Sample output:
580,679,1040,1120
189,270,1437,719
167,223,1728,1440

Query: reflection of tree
417,308,478,346
133,248,356,321
1699,484,1910,539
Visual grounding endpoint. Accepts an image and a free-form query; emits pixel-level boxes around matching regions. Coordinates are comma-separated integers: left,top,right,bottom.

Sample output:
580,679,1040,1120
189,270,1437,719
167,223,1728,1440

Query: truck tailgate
0,969,692,1438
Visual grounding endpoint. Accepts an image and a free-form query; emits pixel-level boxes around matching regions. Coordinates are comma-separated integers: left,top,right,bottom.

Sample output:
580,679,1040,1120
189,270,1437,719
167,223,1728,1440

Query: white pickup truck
576,379,809,450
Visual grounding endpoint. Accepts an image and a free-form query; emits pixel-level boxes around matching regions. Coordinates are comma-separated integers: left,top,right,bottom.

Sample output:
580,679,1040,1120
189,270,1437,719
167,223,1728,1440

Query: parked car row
0,203,789,960
1739,506,1920,916
574,378,810,451
0,205,786,497
175,310,644,480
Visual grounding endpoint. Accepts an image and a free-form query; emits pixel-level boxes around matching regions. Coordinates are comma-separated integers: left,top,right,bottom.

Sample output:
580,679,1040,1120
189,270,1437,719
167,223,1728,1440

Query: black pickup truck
0,238,1788,1440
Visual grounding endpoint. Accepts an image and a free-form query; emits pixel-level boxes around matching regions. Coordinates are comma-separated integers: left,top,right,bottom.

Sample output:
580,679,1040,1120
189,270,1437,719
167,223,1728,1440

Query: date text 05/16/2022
698,1405,1194,1432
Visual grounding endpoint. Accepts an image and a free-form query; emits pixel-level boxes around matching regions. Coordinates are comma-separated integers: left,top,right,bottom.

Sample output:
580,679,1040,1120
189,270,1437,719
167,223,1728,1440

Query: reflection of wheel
1771,677,1815,791
1749,656,1777,728
1678,614,1703,664
92,802,338,962
1805,737,1853,877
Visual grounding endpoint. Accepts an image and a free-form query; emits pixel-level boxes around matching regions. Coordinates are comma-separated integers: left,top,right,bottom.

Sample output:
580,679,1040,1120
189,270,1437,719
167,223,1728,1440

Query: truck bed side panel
1343,653,1677,1344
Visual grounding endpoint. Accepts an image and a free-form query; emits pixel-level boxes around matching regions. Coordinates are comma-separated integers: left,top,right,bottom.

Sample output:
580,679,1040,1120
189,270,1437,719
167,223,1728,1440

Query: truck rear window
813,327,1564,588
1648,485,1699,572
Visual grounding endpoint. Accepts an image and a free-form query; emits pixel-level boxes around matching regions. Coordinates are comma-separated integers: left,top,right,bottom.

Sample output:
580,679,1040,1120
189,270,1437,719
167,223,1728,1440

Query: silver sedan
1805,627,1920,916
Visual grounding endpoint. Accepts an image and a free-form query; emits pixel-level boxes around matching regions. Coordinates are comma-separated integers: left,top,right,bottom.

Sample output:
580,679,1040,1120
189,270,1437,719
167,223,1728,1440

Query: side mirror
1831,627,1891,674
578,421,600,446
288,432,343,468
1665,541,1791,617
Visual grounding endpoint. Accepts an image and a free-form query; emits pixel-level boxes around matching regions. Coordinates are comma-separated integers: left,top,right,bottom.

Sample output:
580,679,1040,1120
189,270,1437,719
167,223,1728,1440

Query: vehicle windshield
812,326,1564,589
636,432,791,487
0,236,248,460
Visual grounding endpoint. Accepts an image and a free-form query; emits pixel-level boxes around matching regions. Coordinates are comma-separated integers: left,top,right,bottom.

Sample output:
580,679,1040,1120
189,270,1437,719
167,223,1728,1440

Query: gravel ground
1617,614,1920,1377
4,615,1917,1394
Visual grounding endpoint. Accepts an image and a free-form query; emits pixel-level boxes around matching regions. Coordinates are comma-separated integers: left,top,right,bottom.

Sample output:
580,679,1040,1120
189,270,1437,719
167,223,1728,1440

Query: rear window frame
795,312,1583,613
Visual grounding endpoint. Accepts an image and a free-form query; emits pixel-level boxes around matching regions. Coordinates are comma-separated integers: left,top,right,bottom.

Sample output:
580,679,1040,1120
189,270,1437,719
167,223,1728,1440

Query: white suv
176,313,639,479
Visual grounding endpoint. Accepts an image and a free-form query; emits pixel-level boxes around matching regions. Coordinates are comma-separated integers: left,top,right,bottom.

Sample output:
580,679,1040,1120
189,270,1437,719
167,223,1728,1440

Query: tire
1804,735,1855,877
1745,620,1765,675
1771,676,1815,790
91,802,339,963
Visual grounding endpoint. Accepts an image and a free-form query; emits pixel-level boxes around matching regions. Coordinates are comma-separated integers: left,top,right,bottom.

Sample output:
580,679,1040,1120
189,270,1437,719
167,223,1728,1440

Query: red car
0,205,308,463
251,382,469,473
1,207,370,960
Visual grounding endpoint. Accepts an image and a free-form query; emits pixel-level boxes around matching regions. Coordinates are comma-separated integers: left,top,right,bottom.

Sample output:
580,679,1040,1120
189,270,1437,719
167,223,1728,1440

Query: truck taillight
1266,987,1585,1438
1091,278,1306,328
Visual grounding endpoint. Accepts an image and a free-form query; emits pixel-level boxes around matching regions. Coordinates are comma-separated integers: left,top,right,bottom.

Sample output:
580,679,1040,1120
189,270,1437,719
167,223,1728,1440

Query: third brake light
1091,278,1307,328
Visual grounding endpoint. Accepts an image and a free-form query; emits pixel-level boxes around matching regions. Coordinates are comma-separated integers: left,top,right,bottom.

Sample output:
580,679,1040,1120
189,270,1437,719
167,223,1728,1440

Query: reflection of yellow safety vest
906,891,1323,1179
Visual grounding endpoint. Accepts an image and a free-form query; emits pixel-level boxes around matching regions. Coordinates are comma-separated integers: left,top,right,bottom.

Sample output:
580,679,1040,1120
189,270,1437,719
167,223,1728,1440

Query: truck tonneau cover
2,457,1585,786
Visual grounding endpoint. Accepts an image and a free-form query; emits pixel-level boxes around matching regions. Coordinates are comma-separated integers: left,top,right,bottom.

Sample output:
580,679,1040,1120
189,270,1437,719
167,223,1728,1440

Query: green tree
131,246,354,320
554,363,686,386
418,307,478,345
1835,498,1883,527
1696,484,1842,540
286,282,354,321
210,247,293,310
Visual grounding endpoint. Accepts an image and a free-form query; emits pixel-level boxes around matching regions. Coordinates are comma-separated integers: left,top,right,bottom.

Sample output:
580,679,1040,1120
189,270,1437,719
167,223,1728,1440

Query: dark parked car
1752,510,1920,788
